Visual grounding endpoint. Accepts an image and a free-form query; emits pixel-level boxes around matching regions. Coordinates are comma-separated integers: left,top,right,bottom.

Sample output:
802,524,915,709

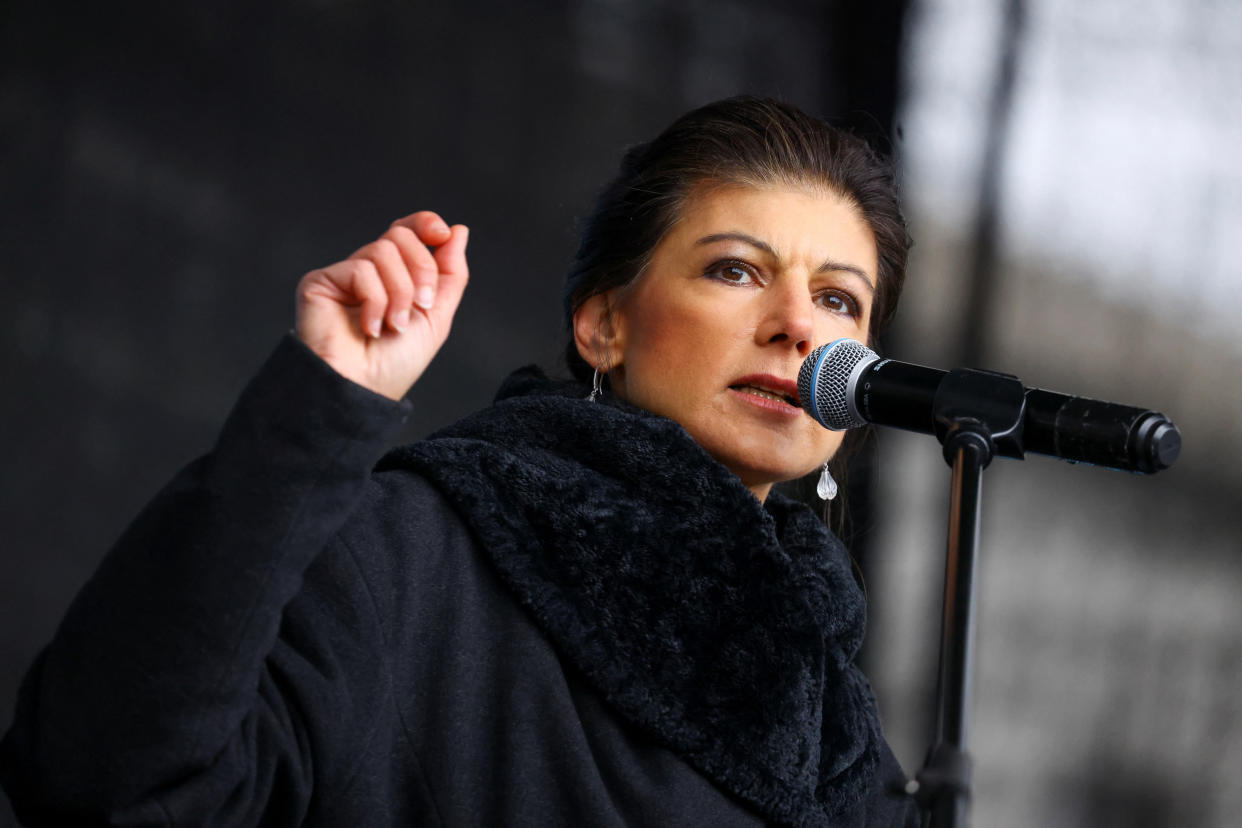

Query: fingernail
393,309,410,331
368,318,382,338
416,286,436,309
436,222,450,235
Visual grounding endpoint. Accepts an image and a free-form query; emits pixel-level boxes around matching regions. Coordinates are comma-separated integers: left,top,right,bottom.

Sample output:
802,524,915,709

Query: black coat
1,336,919,826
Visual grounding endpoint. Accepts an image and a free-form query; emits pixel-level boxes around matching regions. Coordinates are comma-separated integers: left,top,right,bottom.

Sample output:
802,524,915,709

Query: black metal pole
927,431,989,826
911,370,1021,825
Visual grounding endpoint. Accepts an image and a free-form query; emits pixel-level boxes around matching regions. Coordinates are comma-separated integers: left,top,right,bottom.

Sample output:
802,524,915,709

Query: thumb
434,224,469,275
432,225,470,311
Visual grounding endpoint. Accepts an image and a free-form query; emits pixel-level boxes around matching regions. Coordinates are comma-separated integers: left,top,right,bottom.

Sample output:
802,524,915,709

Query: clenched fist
295,211,469,400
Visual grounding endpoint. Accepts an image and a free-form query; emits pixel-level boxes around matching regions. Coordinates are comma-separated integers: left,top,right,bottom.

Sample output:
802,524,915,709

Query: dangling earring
587,366,604,402
817,461,838,501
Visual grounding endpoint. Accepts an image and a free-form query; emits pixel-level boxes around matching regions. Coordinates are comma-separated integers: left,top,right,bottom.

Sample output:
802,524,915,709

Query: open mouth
730,383,799,408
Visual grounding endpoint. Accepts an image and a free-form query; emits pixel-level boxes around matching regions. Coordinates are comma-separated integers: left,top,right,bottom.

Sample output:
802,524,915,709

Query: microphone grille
798,339,878,430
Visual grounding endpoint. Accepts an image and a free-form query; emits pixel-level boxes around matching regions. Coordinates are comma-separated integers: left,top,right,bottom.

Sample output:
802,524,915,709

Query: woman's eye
706,261,757,285
819,290,860,317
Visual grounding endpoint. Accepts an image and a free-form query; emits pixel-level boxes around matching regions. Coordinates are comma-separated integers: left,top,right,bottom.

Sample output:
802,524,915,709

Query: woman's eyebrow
696,231,778,258
820,259,876,294
695,231,876,293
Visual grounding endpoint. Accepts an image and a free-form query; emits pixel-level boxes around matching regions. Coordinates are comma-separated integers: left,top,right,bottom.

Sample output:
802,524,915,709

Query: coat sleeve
0,334,413,826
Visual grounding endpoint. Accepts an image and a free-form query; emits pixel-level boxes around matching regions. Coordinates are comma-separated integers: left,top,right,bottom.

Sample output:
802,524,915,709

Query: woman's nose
756,280,815,355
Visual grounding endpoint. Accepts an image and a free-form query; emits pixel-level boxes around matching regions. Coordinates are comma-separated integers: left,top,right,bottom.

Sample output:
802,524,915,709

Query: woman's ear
572,291,625,371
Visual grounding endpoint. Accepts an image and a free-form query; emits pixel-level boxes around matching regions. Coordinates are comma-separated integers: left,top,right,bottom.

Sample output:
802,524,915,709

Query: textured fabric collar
378,367,882,826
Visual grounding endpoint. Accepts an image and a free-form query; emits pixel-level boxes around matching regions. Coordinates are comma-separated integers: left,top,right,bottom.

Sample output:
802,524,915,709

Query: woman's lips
728,374,802,414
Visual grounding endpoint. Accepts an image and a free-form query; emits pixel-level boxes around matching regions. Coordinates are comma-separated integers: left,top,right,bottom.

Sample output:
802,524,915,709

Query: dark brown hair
563,95,910,381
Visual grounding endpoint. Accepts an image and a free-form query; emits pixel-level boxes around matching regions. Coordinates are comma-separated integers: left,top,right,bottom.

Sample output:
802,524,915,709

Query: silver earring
587,366,604,402
817,462,838,501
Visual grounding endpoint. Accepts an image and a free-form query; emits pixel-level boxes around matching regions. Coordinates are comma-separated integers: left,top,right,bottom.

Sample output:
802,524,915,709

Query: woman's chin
720,456,822,497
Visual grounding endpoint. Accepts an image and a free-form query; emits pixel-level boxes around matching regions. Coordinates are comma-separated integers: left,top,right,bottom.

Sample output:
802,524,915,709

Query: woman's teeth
741,386,793,405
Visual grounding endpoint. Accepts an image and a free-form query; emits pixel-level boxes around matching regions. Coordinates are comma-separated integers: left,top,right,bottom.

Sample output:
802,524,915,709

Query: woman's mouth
728,375,802,412
731,384,799,407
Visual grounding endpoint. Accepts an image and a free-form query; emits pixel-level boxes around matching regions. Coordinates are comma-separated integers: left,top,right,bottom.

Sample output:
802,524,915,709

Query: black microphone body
798,339,1182,474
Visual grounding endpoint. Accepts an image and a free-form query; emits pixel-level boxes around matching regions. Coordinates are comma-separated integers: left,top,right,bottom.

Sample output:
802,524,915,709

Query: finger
391,210,452,247
383,224,441,310
430,224,470,316
355,238,414,331
347,258,387,339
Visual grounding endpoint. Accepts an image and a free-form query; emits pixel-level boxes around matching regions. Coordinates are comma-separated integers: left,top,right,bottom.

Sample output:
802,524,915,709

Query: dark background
1,2,907,824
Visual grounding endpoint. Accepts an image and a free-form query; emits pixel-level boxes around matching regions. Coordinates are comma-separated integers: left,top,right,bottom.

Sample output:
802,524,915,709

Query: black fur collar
379,367,882,826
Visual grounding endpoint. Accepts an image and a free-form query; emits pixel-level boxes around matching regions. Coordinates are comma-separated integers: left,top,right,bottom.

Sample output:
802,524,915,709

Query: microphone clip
932,368,1027,468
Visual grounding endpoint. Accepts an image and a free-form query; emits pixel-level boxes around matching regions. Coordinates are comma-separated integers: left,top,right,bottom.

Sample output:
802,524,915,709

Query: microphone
797,339,1182,473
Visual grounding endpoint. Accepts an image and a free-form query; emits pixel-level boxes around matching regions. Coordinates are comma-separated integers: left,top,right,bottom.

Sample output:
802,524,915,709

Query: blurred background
2,0,1239,825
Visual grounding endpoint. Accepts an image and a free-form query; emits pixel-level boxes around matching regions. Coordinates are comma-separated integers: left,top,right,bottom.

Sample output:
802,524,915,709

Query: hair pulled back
563,95,910,380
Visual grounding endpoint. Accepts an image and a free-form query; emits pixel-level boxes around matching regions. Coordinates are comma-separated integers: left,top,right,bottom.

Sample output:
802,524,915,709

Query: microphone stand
908,368,1027,828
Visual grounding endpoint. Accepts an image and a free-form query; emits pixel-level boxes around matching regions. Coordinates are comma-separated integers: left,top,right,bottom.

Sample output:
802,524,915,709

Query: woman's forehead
664,186,875,263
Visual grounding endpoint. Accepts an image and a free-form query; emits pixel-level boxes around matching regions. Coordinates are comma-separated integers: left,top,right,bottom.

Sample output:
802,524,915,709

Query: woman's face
606,184,877,501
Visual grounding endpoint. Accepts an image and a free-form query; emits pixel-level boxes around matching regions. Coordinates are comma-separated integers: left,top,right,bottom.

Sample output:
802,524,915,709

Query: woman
1,97,918,826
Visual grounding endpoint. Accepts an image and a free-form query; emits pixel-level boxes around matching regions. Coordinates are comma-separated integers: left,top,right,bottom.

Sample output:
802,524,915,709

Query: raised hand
295,211,469,400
